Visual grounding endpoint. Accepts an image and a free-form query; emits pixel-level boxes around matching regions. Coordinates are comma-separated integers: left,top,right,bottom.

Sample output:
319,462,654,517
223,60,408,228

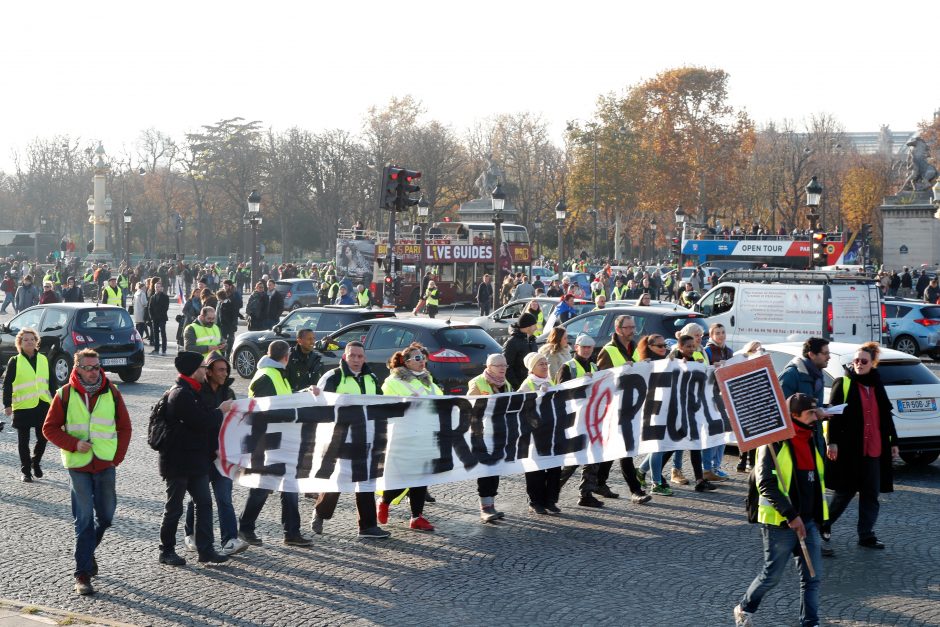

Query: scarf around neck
483,368,507,389
392,366,433,387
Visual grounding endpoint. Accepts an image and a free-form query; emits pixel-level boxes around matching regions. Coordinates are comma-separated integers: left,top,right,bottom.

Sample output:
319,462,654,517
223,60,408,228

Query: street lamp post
240,212,250,262
805,175,823,269
556,198,567,273
533,217,542,260
590,126,599,259
648,217,657,262
174,214,184,261
417,196,429,290
247,189,262,286
491,183,506,313
123,206,133,268
39,215,47,233
674,204,687,278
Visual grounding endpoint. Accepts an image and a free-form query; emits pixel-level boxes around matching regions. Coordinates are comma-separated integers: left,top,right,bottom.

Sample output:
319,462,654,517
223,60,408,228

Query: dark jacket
476,281,493,306
3,353,54,428
827,368,897,493
264,290,284,321
502,329,537,390
199,378,236,459
216,297,239,334
779,356,825,408
160,376,222,478
704,340,734,365
62,286,84,303
148,291,170,323
286,346,322,392
246,291,268,329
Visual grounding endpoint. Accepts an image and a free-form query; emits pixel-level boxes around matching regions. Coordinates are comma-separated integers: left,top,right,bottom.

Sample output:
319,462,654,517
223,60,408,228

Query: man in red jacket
43,349,132,596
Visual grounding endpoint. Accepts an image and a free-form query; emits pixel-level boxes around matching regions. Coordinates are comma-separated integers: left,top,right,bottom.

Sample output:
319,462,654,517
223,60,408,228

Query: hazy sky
3,1,938,170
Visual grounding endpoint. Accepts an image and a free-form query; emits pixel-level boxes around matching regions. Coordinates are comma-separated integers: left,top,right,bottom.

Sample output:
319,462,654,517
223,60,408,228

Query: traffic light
671,237,681,257
861,223,873,245
398,169,421,209
812,231,826,266
381,165,403,210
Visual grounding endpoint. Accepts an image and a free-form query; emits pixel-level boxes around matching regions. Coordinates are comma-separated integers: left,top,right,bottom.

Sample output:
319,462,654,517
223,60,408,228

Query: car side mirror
314,339,325,350
0,323,8,334
272,324,283,336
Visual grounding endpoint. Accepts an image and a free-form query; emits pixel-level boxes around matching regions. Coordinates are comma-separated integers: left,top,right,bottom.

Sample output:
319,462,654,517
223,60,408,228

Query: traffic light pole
384,201,397,309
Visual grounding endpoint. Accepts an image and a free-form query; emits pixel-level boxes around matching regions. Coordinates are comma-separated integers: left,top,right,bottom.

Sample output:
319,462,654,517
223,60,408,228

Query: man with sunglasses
43,349,132,596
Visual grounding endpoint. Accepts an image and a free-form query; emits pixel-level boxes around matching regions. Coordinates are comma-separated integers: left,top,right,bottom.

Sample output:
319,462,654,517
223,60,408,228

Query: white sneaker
221,537,250,556
183,535,196,552
733,604,754,627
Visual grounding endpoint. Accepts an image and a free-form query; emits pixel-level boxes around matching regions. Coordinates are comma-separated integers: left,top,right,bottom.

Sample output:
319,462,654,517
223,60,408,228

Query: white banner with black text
216,360,734,493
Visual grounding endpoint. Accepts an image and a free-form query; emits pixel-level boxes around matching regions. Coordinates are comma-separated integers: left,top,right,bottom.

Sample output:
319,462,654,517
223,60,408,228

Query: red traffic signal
384,275,393,285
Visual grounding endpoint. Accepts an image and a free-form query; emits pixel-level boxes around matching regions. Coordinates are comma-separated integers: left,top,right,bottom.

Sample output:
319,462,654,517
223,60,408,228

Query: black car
231,306,395,378
536,305,709,358
315,319,502,394
0,304,145,387
276,279,320,311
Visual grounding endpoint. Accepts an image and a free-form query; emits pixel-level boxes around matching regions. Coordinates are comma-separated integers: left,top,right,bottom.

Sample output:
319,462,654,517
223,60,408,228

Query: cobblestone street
1,331,939,626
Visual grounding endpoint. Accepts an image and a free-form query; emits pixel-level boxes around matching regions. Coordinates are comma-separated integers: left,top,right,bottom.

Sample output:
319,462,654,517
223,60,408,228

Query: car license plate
101,357,127,367
897,398,937,412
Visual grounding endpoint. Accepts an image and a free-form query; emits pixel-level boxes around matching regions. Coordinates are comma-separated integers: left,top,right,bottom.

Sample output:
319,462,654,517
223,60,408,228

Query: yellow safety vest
612,285,628,300
602,343,629,367
249,367,292,397
118,275,129,289
468,374,494,395
356,290,370,307
529,310,544,335
564,358,598,380
756,442,829,526
103,285,122,305
335,369,378,395
11,353,52,410
188,322,221,347
425,289,439,307
59,385,117,468
519,378,538,392
382,375,442,396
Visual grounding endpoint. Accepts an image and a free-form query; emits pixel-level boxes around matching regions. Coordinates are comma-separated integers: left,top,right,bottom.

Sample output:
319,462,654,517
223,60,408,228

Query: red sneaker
377,501,389,525
409,516,434,532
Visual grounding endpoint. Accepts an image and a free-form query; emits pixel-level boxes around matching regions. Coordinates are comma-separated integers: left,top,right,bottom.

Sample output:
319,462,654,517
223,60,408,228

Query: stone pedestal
880,190,940,270
457,197,518,223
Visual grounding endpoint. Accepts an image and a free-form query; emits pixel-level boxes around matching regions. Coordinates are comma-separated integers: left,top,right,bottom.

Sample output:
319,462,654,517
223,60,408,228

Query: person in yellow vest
42,349,132,596
310,340,390,539
593,294,607,310
3,328,54,482
183,306,225,355
117,272,130,304
518,352,561,515
377,342,440,532
735,393,827,627
100,276,123,307
238,340,313,547
355,283,372,309
423,280,440,318
467,353,511,523
522,299,545,335
611,277,628,301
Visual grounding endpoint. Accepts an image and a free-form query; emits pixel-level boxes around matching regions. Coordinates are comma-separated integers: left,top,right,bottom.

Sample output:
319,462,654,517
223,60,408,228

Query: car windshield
875,361,938,386
436,327,501,350
76,309,132,330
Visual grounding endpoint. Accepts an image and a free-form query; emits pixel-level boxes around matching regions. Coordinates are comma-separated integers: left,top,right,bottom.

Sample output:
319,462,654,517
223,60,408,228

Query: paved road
0,301,938,626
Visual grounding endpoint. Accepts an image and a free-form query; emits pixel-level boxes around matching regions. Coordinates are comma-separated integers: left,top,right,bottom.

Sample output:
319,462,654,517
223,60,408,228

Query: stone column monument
87,143,113,262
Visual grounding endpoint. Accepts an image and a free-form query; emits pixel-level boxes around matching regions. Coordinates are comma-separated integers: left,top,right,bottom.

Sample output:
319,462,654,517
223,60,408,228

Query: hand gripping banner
217,360,735,493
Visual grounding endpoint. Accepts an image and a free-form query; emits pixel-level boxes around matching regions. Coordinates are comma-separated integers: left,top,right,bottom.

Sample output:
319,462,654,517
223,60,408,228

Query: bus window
439,263,455,282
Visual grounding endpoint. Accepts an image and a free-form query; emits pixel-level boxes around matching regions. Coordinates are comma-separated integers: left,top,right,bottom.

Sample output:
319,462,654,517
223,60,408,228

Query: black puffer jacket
159,377,223,479
502,329,536,390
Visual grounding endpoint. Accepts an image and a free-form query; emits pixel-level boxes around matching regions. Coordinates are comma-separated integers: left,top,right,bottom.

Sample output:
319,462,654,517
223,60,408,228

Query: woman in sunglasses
823,341,899,554
378,342,442,532
3,328,54,482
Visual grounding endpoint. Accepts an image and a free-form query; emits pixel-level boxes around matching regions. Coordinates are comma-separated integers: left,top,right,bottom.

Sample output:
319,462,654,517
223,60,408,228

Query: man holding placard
735,393,828,627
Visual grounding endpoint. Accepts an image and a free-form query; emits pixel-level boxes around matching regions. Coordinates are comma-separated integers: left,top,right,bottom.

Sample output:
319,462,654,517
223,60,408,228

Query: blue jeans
239,488,301,536
704,444,726,471
740,521,822,627
68,467,117,577
185,465,236,546
640,451,684,484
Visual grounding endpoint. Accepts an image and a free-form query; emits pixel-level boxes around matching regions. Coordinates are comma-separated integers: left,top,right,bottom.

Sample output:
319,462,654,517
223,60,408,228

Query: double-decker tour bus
336,221,531,309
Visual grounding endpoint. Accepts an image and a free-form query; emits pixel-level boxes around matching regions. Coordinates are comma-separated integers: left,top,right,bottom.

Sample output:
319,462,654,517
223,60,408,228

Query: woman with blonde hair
2,328,53,482
378,342,441,532
538,326,572,383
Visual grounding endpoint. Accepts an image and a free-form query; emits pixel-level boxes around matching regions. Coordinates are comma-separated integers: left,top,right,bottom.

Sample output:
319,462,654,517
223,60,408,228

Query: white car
763,341,940,466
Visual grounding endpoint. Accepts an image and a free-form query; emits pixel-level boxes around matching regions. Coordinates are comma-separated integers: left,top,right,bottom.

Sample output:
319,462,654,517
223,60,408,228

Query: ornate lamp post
533,216,543,260
675,203,687,273
491,182,506,313
123,206,133,268
555,198,567,273
240,212,250,262
247,189,262,286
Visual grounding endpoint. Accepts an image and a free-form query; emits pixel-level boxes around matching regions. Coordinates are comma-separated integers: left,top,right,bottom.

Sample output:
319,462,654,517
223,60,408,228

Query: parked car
315,319,502,394
883,298,940,359
763,341,940,466
535,305,709,356
231,306,395,378
0,304,145,387
276,278,320,310
531,266,555,283
469,297,594,342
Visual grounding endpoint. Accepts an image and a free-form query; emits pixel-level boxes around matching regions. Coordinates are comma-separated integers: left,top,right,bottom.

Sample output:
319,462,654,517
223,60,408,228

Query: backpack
147,388,175,451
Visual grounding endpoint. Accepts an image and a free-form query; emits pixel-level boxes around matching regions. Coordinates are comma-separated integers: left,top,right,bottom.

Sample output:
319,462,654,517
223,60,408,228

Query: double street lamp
247,189,263,286
416,196,429,285
491,183,506,313
123,206,133,268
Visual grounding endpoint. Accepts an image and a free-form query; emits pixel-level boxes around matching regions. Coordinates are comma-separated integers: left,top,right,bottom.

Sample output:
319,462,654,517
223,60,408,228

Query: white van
692,269,884,350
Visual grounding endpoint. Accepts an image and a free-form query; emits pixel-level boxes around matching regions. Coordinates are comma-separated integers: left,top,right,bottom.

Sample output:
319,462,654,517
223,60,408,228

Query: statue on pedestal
900,135,938,192
474,155,504,199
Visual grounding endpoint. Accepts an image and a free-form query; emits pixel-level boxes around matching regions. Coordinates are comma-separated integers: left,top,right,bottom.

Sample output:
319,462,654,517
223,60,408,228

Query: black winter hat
515,312,538,329
175,351,204,377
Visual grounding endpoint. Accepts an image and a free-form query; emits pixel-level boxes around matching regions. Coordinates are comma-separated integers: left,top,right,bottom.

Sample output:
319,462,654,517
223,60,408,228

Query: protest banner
217,359,734,493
